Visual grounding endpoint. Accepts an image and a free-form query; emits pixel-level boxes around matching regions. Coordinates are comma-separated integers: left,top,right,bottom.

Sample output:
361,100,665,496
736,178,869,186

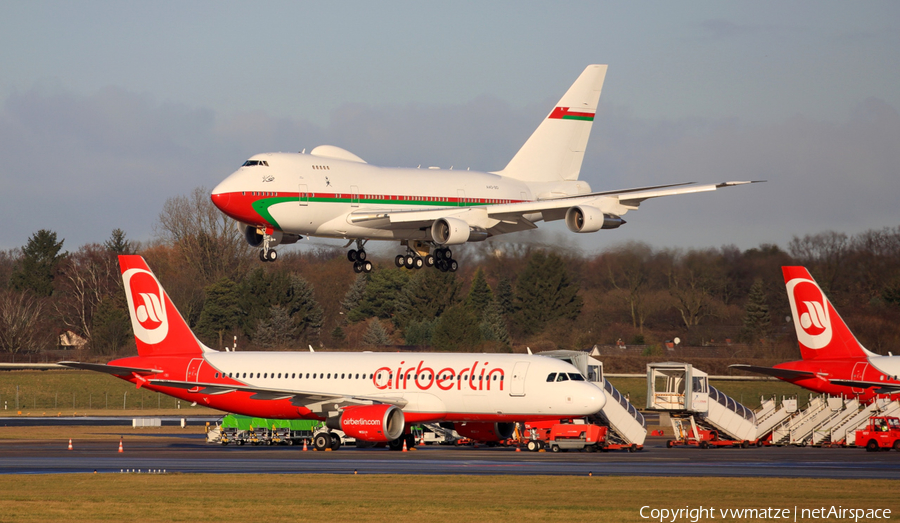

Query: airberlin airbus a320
211,64,759,273
61,255,606,450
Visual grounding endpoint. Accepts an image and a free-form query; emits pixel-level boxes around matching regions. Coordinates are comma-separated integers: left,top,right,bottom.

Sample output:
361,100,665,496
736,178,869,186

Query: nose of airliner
581,383,606,414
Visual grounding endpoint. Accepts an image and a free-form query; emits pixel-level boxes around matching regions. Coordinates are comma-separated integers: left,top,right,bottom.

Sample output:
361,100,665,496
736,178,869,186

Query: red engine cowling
454,421,515,442
329,404,405,443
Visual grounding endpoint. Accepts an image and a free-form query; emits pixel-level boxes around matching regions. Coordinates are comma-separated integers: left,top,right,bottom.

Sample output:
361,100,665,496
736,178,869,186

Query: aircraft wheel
259,250,268,262
314,433,331,451
348,249,358,262
437,260,448,272
267,249,277,262
425,254,435,267
357,249,367,261
395,255,405,267
362,261,373,273
388,438,404,451
413,257,424,269
404,255,415,269
526,440,539,452
434,248,444,260
405,434,416,450
330,434,342,450
449,260,459,272
353,261,364,273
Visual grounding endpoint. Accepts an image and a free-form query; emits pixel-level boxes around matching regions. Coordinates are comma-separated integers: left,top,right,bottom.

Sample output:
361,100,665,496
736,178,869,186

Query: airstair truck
539,350,647,448
647,362,757,448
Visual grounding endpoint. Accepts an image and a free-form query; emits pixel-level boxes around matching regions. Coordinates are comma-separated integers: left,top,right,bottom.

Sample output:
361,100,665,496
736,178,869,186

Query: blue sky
1,1,898,254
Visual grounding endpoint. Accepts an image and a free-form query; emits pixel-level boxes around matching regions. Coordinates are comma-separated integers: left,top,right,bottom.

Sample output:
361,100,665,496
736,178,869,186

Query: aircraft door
351,185,360,207
510,361,529,397
851,361,869,393
457,189,466,207
186,358,204,382
298,184,308,206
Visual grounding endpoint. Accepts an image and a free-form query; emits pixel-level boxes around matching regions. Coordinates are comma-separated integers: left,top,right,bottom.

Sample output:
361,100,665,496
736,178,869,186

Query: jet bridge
539,350,646,446
647,362,757,443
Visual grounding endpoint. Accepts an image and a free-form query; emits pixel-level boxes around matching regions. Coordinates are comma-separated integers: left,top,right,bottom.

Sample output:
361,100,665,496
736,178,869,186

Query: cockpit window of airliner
242,160,269,167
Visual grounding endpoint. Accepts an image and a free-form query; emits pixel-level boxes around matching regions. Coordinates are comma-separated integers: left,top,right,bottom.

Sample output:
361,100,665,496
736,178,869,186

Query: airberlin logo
786,277,832,349
122,268,169,345
372,360,504,391
343,418,380,426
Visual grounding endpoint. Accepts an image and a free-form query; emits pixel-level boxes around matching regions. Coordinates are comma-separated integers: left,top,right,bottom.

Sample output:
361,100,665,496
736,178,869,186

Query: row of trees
1,186,898,361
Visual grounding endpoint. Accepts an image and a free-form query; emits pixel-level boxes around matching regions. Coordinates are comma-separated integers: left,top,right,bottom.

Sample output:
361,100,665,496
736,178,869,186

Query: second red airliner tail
782,266,871,361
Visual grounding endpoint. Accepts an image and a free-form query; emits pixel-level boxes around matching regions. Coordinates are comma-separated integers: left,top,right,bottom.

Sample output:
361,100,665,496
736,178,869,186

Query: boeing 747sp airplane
211,65,759,272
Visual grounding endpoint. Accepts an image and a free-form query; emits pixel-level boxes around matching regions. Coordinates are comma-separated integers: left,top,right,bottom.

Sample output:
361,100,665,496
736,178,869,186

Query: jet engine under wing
59,361,164,376
148,379,409,409
729,364,816,380
829,379,900,394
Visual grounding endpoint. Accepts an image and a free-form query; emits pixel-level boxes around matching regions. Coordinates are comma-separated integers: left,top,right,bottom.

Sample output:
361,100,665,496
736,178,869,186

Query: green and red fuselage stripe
227,192,528,230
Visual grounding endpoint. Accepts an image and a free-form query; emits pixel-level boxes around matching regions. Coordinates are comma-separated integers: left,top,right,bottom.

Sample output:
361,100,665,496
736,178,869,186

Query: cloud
1,84,897,255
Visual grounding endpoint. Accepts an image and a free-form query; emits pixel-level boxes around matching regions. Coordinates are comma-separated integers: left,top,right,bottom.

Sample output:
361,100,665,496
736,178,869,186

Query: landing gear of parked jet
346,239,373,273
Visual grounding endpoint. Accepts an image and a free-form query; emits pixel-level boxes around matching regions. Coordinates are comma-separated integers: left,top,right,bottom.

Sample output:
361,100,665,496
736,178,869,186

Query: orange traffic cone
515,444,521,452
302,440,308,451
68,439,73,450
118,438,124,453
402,439,408,452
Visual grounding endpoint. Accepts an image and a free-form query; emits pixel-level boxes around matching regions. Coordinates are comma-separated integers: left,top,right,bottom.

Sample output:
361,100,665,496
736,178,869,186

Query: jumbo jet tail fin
783,266,874,361
119,255,212,357
494,64,607,183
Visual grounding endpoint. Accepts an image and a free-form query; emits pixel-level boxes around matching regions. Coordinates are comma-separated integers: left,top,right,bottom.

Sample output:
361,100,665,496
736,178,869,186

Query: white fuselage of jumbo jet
211,150,592,242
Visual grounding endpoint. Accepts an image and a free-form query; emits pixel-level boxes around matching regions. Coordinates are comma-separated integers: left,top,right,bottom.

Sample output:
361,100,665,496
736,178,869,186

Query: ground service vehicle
855,416,900,451
524,420,640,452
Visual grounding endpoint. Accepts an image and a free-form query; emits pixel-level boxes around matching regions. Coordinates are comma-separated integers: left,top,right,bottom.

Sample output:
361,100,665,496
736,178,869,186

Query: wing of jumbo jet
729,364,816,380
347,181,761,235
148,379,409,412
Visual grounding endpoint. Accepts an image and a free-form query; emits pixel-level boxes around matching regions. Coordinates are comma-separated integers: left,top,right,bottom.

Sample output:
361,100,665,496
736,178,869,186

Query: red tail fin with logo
119,255,207,357
782,266,869,361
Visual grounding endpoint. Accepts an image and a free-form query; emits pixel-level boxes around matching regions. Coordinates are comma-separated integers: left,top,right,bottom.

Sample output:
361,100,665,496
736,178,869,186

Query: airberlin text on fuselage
372,360,504,391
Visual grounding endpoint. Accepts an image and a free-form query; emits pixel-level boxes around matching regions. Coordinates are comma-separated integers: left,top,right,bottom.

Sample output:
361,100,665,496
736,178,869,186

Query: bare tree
53,244,119,341
0,290,45,353
154,186,253,286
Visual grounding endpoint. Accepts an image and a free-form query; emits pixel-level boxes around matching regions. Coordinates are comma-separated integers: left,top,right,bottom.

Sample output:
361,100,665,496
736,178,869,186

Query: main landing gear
347,239,373,273
394,246,457,272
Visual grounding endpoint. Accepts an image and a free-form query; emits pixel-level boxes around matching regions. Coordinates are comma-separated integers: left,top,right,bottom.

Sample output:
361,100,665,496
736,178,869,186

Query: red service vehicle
855,416,900,452
523,420,641,452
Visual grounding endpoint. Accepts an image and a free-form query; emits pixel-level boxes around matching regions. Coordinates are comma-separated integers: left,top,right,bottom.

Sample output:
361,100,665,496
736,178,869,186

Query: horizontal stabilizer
830,379,900,394
58,361,163,376
729,364,815,380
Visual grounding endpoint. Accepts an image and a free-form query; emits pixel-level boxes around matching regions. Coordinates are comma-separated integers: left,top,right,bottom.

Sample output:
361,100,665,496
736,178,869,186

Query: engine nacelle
431,217,488,245
453,421,516,442
244,224,264,247
242,224,301,247
326,404,405,443
565,206,625,233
